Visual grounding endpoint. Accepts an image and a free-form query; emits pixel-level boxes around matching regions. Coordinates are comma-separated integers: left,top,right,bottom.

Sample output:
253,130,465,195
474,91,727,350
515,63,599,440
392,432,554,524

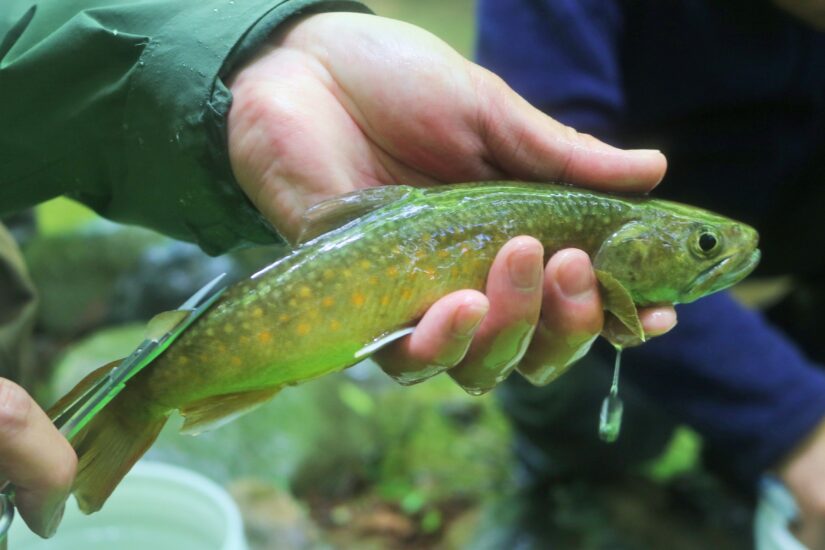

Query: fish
49,181,760,513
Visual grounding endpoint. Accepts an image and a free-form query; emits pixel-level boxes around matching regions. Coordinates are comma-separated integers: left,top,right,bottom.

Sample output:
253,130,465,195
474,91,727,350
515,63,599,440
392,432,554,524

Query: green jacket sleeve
0,0,369,254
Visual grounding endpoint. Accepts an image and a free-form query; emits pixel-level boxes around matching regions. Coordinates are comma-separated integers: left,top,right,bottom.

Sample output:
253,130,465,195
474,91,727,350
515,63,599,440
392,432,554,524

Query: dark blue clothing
478,0,825,484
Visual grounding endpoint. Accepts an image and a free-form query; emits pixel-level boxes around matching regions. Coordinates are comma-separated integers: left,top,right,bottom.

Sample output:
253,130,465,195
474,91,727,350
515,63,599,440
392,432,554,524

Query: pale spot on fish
386,266,399,277
359,260,372,269
298,286,312,298
252,307,264,318
323,269,335,280
224,325,234,334
231,356,242,367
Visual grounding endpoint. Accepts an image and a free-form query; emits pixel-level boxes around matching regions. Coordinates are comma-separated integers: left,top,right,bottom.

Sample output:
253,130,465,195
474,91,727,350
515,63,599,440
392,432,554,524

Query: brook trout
51,182,760,512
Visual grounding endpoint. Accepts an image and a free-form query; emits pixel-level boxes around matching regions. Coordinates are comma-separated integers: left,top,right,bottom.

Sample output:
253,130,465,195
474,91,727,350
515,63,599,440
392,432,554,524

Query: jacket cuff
120,0,370,255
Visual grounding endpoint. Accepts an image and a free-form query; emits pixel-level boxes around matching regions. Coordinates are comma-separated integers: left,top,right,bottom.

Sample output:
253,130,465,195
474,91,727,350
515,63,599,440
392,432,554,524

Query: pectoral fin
296,185,415,245
179,387,281,435
595,270,645,343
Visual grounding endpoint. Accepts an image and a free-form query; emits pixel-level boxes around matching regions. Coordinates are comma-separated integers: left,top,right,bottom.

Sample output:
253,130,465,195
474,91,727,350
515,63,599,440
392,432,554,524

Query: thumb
472,66,667,192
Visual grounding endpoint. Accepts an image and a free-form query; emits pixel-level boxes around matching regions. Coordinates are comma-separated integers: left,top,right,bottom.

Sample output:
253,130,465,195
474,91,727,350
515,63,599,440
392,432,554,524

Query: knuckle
0,378,32,437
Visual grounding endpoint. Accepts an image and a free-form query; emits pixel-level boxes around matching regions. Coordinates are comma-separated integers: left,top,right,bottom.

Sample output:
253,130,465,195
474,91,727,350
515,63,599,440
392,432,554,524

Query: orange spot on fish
401,289,412,301
297,322,311,336
258,331,272,343
386,266,399,277
322,296,335,307
368,276,379,286
278,314,290,322
231,356,242,367
351,293,366,307
380,295,391,306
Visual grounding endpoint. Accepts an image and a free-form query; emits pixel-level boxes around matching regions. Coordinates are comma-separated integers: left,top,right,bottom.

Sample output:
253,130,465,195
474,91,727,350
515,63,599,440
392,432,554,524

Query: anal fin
180,387,280,435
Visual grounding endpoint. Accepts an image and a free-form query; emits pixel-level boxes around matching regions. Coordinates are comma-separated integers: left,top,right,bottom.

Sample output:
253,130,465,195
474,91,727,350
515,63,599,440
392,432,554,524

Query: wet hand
227,12,675,392
227,12,667,241
0,379,76,538
375,239,675,393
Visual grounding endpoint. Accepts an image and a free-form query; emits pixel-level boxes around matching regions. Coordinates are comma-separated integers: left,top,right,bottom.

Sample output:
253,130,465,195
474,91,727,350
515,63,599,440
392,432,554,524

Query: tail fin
48,361,167,513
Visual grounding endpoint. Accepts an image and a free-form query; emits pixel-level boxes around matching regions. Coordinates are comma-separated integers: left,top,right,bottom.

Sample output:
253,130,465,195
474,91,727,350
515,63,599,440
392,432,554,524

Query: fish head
593,202,760,306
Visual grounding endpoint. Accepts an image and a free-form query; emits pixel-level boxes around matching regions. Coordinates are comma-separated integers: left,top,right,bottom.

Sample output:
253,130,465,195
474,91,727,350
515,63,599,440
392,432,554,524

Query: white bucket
9,461,247,550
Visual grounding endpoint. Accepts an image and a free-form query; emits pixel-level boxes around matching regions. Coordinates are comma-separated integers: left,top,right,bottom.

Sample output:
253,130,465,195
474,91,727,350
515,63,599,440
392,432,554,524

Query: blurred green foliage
367,0,475,56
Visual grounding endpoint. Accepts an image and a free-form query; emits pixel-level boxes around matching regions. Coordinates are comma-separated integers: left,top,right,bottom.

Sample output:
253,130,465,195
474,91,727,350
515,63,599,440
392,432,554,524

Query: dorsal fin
296,186,415,244
595,269,645,344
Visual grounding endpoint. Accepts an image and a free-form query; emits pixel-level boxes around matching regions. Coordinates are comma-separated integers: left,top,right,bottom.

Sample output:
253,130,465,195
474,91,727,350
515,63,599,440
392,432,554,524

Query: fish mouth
688,249,761,298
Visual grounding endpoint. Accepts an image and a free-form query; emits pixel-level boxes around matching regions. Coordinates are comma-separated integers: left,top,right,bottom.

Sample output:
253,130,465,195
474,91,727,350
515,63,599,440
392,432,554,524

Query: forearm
0,0,369,254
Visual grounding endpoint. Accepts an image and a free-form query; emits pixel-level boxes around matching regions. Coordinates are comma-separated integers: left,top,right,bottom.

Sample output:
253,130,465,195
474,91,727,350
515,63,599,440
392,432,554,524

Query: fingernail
44,499,66,538
643,309,678,336
452,303,488,337
508,247,542,291
556,253,595,301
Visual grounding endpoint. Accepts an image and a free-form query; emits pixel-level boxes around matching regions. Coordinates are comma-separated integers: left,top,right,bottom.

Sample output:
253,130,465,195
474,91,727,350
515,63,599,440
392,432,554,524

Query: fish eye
699,232,718,252
691,228,721,257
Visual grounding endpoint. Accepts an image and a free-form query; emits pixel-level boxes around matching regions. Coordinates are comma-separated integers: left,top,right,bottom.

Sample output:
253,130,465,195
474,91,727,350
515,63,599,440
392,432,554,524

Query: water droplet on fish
113,29,119,36
598,347,624,443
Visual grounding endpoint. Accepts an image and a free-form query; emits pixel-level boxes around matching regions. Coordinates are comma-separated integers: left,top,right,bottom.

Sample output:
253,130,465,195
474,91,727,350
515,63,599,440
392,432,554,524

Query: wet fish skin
51,182,760,513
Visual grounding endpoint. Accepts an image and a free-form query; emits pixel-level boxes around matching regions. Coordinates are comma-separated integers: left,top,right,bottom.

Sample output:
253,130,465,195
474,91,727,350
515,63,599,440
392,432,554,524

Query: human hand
0,379,76,538
773,0,825,30
227,12,674,392
778,417,825,549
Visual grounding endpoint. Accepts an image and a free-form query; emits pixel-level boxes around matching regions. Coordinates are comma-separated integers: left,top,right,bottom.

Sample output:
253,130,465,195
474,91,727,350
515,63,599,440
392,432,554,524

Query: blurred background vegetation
18,1,755,548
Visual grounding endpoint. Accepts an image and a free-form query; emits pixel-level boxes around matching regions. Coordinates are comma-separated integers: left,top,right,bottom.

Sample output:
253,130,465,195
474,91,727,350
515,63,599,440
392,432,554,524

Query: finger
374,290,489,385
0,379,76,538
448,237,544,394
602,306,678,348
517,249,604,386
472,65,667,191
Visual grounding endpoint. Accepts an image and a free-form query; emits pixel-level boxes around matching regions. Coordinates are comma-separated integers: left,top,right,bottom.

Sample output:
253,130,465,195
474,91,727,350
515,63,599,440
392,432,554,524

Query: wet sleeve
622,293,825,486
0,0,370,255
475,0,624,139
